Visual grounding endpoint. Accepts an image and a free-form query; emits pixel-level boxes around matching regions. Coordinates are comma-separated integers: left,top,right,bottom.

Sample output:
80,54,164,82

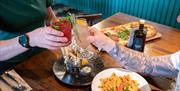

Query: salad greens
117,29,130,40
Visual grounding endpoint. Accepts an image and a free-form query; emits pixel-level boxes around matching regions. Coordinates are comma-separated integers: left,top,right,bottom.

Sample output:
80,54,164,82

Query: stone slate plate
53,56,104,86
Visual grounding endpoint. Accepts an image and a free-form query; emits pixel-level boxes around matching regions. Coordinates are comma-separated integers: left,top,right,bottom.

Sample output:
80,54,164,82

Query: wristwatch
18,34,32,48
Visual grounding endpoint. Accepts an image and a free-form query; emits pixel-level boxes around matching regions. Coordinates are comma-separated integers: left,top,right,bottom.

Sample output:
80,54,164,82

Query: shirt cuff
170,51,180,70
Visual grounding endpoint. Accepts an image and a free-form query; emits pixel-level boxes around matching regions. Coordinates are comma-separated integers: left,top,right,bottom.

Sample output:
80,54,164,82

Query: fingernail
64,37,68,42
59,32,64,36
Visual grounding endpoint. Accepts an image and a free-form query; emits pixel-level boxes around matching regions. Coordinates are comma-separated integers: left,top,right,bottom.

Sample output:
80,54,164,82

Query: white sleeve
171,51,180,70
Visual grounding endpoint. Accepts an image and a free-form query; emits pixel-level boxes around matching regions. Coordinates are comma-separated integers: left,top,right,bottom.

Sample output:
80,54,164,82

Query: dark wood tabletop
14,13,180,91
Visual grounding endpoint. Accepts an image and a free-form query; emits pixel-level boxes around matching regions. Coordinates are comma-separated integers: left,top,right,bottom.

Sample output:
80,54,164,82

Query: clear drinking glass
76,18,88,26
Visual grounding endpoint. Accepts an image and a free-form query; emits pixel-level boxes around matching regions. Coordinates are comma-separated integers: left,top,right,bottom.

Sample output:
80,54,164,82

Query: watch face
19,34,28,47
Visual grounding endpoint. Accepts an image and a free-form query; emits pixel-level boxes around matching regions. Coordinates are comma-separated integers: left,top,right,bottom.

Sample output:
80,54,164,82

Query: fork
5,71,26,91
0,77,23,91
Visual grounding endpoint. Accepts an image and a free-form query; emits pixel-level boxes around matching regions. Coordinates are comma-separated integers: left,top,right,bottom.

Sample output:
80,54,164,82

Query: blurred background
52,0,180,29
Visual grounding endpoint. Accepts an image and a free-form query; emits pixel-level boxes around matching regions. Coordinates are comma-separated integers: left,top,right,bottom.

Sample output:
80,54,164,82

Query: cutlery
0,77,22,91
5,71,26,91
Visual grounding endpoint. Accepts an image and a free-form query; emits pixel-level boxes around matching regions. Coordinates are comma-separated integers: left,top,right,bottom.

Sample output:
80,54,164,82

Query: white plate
91,68,151,91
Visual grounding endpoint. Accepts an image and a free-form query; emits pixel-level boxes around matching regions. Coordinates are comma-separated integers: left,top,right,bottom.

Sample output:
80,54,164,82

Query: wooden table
14,13,180,91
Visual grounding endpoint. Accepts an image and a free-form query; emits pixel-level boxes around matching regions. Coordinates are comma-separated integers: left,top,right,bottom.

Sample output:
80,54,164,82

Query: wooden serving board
0,70,32,91
146,32,162,42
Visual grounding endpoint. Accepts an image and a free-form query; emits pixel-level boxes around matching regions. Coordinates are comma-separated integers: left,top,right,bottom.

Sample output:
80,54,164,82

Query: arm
87,27,179,78
108,43,178,78
0,37,28,61
0,7,68,61
0,27,68,61
46,7,56,25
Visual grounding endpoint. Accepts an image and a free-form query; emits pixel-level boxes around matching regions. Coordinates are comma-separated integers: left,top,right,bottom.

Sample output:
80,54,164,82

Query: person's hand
177,15,180,23
27,27,69,49
87,27,116,52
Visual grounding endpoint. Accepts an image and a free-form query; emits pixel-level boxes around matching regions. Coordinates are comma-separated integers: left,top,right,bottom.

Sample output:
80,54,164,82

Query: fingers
87,36,95,43
41,44,64,50
41,40,69,49
87,36,100,49
87,27,101,46
88,27,99,35
45,27,64,37
45,40,68,47
41,41,69,50
29,26,71,49
41,44,59,50
45,34,68,42
44,33,69,49
43,27,70,49
177,15,180,23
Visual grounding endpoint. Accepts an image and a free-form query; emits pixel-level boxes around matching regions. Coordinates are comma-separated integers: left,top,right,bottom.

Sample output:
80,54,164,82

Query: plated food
99,73,139,91
91,68,150,91
101,21,157,45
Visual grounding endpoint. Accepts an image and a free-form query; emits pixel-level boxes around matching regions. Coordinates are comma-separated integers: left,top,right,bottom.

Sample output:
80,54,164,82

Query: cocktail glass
51,17,72,45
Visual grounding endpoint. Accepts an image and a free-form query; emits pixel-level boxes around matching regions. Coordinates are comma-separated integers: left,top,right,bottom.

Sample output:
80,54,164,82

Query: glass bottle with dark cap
132,20,147,52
